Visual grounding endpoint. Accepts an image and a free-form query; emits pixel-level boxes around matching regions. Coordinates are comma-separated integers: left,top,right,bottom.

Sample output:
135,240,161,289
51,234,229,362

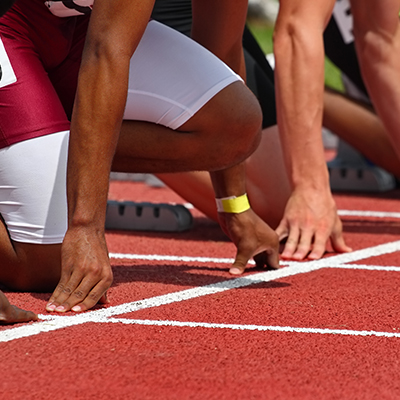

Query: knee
208,82,263,168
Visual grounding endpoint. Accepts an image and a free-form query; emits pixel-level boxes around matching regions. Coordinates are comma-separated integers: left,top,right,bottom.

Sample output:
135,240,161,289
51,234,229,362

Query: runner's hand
275,188,352,260
0,291,38,324
218,209,280,275
46,227,112,313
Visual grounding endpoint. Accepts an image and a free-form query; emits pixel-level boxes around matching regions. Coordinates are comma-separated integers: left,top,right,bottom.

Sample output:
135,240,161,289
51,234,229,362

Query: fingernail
229,267,243,275
46,304,56,312
72,306,81,312
55,306,65,312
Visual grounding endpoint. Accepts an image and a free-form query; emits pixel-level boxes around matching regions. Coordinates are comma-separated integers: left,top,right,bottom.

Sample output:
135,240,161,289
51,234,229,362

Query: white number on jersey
332,0,354,44
45,0,93,17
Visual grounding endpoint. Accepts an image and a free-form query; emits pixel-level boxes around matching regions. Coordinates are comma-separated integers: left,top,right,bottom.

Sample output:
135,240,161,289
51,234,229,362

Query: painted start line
1,239,400,343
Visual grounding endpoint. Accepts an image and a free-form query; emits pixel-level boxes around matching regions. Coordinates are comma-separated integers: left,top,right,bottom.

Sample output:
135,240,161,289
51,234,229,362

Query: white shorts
0,20,242,244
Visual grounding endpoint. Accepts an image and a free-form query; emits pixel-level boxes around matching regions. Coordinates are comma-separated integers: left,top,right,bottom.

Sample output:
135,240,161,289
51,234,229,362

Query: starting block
328,140,396,192
105,200,193,232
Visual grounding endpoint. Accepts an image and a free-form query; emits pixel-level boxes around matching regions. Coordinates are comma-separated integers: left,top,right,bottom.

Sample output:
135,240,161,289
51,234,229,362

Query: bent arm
48,0,156,313
68,0,155,231
273,0,351,259
273,0,335,193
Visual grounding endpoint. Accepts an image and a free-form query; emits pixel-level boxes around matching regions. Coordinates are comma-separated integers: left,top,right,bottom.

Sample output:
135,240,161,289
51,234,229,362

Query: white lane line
338,210,400,219
326,264,400,272
110,238,400,266
2,240,400,343
104,318,400,338
110,253,238,265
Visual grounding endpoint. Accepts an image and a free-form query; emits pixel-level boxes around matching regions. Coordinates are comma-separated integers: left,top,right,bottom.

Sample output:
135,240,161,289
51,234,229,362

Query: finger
291,229,314,260
46,271,84,312
98,291,110,305
70,281,111,313
265,248,280,270
254,249,280,271
280,226,300,259
275,220,289,242
46,265,75,311
330,221,353,254
308,233,329,260
229,251,252,275
53,275,108,313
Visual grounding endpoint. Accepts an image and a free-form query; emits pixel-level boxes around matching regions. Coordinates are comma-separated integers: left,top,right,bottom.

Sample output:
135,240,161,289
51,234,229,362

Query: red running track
1,180,400,399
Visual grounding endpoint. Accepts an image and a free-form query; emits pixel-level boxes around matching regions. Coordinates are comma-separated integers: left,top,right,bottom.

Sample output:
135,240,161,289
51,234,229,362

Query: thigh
124,20,242,130
0,34,70,148
0,131,69,245
350,0,400,35
49,15,89,119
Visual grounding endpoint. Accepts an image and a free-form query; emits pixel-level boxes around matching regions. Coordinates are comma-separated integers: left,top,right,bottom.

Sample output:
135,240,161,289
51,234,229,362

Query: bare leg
0,219,61,292
0,82,261,292
323,89,400,177
158,126,291,229
350,0,400,160
112,82,262,173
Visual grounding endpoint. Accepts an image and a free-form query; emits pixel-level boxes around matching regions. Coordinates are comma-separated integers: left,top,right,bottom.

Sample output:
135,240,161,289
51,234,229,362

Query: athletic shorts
152,0,277,129
0,15,242,244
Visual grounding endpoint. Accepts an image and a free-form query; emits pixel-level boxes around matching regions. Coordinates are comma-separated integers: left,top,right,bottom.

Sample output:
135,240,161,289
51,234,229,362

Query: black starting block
105,200,193,232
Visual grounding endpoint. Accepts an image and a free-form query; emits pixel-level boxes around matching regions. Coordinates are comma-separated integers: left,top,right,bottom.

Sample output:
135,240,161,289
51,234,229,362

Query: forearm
210,163,247,200
68,61,127,230
274,8,330,192
67,0,154,231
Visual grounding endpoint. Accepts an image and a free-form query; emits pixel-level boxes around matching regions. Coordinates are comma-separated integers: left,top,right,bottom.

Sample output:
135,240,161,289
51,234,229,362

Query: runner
0,0,279,315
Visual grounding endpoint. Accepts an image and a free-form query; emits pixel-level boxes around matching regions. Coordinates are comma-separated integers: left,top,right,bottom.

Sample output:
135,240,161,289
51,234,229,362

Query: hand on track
46,227,112,313
275,188,352,260
218,209,280,275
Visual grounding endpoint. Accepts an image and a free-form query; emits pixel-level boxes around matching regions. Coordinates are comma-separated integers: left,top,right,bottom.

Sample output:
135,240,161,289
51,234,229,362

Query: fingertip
308,252,323,260
229,266,245,275
46,303,56,312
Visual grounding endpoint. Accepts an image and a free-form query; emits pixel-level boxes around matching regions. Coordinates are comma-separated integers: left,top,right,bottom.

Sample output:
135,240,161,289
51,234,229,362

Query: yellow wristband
215,193,251,213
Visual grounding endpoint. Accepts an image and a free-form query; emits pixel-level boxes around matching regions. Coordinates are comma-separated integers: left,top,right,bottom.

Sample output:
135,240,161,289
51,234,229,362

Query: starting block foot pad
105,201,193,232
327,140,396,192
328,165,396,192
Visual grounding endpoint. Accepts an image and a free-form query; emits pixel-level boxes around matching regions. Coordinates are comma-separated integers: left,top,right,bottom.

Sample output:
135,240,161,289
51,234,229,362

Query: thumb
98,291,110,305
229,251,251,276
275,220,289,242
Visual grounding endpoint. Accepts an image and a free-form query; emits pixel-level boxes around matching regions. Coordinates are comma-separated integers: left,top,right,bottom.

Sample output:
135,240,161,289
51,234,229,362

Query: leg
113,81,261,173
350,0,400,159
111,22,261,174
0,132,69,292
323,88,400,177
157,126,291,229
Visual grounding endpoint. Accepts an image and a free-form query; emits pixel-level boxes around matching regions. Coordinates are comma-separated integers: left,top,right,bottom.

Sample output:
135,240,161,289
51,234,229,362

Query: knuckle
58,284,72,295
73,290,85,300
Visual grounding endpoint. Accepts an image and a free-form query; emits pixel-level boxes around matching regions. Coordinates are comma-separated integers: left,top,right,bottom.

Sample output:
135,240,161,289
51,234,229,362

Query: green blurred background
246,21,344,92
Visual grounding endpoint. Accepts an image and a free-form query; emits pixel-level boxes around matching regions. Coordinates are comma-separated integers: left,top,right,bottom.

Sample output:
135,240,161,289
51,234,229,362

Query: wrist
216,193,251,214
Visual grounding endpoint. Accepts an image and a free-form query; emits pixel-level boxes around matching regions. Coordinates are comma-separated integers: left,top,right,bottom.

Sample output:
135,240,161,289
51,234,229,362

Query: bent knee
217,81,263,140
3,243,61,292
188,82,263,168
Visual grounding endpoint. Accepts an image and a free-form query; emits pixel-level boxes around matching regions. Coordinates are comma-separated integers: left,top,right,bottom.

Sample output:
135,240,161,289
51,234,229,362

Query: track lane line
104,318,400,338
1,240,400,343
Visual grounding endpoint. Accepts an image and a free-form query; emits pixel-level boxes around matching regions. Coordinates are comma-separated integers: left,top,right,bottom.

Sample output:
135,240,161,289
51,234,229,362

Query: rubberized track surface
2,181,400,399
